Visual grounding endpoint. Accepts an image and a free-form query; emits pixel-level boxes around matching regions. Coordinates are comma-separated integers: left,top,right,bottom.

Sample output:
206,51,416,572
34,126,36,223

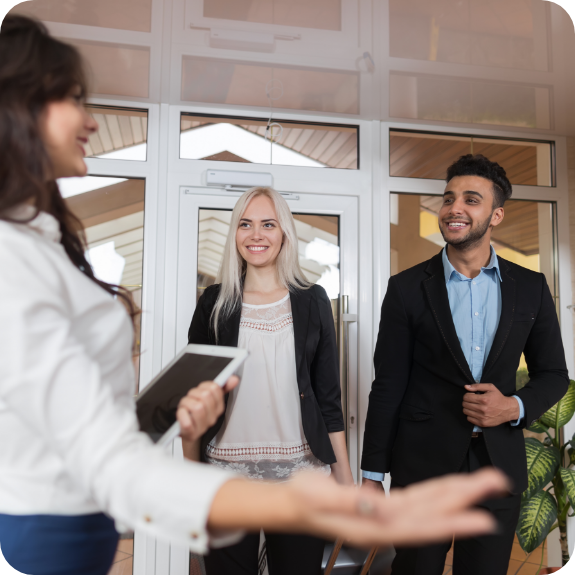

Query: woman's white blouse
0,209,239,552
206,295,329,480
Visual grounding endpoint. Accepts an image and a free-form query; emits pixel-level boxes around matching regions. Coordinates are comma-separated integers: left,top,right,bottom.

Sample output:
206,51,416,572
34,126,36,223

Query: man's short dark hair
446,154,512,209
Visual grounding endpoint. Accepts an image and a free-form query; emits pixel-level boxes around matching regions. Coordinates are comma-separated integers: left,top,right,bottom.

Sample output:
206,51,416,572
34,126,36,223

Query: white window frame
42,0,164,103
83,97,163,575
174,0,367,58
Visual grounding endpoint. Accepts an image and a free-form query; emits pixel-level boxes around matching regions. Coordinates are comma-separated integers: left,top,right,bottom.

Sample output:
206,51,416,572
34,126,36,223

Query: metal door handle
339,296,357,441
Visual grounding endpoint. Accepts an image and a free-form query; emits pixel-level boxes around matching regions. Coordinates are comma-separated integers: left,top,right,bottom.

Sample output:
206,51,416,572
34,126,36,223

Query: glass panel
180,115,358,169
194,207,339,570
181,57,359,115
389,74,551,130
66,40,150,99
85,106,148,162
10,0,152,32
389,0,549,71
391,193,557,390
390,131,553,186
203,0,342,31
197,209,340,300
61,175,145,391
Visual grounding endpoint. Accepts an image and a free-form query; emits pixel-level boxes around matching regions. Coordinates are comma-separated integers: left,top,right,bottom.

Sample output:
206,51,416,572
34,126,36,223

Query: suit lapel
423,252,475,384
290,288,311,374
482,258,516,376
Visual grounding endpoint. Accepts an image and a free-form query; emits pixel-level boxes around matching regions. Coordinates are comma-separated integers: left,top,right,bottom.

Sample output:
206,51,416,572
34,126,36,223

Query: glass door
175,187,359,574
176,188,359,446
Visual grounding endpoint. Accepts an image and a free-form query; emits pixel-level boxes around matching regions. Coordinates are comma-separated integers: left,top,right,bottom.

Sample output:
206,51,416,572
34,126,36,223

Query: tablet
136,344,248,447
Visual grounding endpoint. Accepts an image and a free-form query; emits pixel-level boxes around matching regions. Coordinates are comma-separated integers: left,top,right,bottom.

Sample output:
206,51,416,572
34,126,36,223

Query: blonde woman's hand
177,376,239,442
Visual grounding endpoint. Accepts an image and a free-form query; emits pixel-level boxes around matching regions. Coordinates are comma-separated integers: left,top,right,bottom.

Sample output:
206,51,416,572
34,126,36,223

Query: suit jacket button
301,393,304,398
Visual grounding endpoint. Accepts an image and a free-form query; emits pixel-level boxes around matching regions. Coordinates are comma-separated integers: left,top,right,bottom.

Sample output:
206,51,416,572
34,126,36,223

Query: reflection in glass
10,0,152,32
389,0,549,71
389,74,551,130
84,106,148,162
390,131,553,186
203,0,342,31
181,57,359,115
62,175,145,374
67,40,150,99
180,115,358,169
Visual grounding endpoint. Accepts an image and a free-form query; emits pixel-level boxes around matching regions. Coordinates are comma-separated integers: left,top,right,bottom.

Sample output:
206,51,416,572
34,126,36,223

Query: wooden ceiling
84,107,148,158
491,200,539,256
65,179,145,290
390,133,541,185
180,117,358,169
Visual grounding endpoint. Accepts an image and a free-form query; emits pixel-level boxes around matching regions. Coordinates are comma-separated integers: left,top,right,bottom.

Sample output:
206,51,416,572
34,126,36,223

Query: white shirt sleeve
0,234,242,553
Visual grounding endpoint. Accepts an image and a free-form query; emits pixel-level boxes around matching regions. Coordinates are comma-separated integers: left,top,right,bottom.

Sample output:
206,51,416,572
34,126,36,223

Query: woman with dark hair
0,14,508,575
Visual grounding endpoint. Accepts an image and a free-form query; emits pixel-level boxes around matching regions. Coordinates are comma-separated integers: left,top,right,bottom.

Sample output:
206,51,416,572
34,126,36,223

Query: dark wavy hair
0,15,137,320
446,154,512,209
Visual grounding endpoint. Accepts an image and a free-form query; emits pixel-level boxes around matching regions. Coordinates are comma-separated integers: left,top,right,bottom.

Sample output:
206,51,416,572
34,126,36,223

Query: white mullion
556,139,575,559
386,120,558,142
173,41,361,71
386,57,556,87
44,21,153,47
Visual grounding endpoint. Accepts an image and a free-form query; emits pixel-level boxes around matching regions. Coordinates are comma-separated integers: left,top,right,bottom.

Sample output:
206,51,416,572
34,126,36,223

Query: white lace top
206,294,330,480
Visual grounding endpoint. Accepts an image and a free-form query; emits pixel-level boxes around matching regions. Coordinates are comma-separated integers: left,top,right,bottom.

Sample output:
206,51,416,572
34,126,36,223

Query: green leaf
528,421,549,433
524,438,560,499
540,380,575,429
560,468,575,505
516,491,558,553
568,448,575,467
570,433,575,449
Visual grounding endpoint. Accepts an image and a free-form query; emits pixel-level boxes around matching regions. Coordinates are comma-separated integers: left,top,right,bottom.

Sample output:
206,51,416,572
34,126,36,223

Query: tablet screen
136,353,233,443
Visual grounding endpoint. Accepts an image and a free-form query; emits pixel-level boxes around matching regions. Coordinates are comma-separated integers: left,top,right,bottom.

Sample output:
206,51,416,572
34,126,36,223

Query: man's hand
462,384,519,427
361,478,385,492
177,376,239,442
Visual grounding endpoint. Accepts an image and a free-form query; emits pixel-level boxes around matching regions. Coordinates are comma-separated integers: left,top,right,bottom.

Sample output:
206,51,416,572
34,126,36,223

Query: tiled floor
107,535,550,575
108,538,134,575
442,535,548,575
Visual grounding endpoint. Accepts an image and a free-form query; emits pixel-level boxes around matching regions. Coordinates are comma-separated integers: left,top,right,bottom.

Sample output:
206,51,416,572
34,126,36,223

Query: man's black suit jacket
361,250,569,493
188,283,344,465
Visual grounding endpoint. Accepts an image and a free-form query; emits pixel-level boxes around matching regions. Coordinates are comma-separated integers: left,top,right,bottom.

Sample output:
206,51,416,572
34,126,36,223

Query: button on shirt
362,246,524,483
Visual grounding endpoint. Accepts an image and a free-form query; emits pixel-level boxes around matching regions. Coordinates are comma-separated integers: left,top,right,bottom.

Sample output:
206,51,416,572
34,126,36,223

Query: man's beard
440,214,492,251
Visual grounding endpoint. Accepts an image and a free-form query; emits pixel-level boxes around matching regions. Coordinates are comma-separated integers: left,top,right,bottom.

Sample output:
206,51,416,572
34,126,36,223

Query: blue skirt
0,512,119,575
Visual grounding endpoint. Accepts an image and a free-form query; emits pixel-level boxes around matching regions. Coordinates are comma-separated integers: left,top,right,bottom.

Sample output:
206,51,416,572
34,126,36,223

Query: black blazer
361,250,569,493
188,283,345,465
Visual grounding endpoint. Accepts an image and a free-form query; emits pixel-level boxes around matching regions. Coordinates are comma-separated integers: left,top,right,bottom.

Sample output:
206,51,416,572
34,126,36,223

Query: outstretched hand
177,376,239,442
463,384,519,427
287,468,509,547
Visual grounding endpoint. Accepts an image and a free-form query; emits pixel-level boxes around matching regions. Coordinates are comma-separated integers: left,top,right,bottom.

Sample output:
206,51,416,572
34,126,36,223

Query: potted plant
516,379,575,571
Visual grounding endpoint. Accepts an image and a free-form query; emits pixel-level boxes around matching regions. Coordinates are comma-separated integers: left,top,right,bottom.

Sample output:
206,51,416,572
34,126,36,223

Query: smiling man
361,155,569,575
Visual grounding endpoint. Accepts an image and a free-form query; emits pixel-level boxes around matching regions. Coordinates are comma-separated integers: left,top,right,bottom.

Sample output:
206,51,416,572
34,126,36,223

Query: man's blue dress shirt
363,247,524,482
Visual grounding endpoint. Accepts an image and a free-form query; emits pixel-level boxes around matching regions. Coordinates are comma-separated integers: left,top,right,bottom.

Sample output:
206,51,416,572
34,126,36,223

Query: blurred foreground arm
208,468,509,547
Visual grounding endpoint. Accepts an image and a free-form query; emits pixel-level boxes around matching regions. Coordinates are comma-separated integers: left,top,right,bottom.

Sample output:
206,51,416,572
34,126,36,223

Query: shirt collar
442,245,502,283
11,205,62,244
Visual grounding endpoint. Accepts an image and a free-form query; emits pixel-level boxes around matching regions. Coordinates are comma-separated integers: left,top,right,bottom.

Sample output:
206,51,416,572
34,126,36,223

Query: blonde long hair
211,187,310,335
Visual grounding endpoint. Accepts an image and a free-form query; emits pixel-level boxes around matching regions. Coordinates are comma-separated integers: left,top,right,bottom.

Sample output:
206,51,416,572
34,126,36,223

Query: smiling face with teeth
236,194,284,271
438,175,504,253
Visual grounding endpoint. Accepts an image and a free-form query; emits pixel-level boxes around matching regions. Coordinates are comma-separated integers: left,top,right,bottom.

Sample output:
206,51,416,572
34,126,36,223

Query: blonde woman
187,187,354,574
